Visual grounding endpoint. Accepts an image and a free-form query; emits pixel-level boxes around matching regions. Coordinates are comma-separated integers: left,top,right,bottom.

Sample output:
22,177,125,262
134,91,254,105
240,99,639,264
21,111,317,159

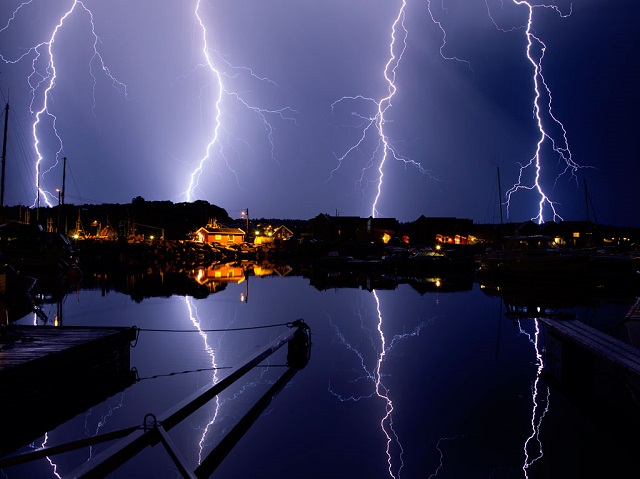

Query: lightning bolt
516,318,550,475
328,292,427,478
84,393,126,460
30,432,61,479
184,296,275,462
185,0,296,202
0,0,129,208
185,296,220,464
330,1,434,218
427,435,464,479
425,1,473,72
21,378,127,477
488,0,584,224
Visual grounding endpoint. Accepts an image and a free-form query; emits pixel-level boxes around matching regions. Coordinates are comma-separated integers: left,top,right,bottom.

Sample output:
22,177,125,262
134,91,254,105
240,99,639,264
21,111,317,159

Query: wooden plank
0,325,137,457
553,319,640,358
540,318,640,376
556,322,640,373
0,326,136,378
542,319,640,363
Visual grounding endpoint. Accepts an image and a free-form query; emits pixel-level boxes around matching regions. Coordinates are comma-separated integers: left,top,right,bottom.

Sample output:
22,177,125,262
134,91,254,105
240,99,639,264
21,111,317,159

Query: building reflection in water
4,258,640,476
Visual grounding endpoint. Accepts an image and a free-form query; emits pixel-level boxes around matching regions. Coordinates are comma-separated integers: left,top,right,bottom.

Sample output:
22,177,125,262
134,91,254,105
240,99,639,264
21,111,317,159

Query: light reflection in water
84,393,126,460
517,318,550,476
183,293,274,464
39,433,61,479
329,289,427,479
5,270,638,477
184,296,220,464
372,290,403,479
427,435,464,479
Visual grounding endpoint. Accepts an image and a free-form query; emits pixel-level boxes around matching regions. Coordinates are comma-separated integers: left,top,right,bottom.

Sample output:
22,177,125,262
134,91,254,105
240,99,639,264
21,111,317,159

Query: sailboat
476,171,639,284
0,102,81,281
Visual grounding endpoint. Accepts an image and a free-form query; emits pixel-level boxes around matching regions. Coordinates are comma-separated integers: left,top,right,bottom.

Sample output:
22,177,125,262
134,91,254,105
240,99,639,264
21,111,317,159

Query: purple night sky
1,0,638,226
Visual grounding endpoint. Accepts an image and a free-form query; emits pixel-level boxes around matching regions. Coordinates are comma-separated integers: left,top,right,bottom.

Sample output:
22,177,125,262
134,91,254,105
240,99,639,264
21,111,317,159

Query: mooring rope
132,366,233,382
131,363,289,383
130,319,308,348
135,321,295,334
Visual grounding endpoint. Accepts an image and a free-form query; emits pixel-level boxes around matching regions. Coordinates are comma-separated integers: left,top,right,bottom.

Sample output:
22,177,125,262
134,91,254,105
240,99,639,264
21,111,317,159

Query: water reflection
184,297,221,464
478,273,640,317
2,259,473,326
2,259,640,477
327,290,416,478
516,319,550,476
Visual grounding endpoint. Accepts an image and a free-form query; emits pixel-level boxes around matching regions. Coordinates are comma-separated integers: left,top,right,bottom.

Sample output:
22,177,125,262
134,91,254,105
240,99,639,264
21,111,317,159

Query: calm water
4,266,640,478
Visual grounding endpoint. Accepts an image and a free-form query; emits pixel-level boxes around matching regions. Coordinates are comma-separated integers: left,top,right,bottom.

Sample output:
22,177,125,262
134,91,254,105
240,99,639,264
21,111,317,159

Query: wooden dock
540,299,640,398
540,303,640,426
539,316,640,377
0,325,137,457
0,326,135,376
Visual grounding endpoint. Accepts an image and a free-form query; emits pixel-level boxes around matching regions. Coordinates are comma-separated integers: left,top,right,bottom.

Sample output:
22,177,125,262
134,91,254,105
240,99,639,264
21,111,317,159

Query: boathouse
194,220,245,246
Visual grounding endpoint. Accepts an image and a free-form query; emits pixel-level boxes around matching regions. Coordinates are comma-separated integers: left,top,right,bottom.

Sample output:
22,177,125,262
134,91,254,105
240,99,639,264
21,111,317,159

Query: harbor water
4,268,640,478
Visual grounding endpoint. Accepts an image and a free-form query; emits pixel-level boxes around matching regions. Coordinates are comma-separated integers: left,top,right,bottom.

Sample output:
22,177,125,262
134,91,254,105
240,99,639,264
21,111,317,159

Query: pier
540,299,640,427
540,312,640,380
0,326,136,456
0,321,310,477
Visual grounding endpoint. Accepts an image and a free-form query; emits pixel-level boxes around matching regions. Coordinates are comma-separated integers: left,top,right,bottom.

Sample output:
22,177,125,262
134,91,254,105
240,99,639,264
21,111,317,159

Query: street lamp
241,208,249,241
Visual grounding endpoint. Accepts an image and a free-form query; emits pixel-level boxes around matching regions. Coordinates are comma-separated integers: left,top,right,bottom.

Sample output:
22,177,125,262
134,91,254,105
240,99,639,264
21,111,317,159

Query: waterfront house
406,216,474,246
309,214,398,244
193,220,245,246
273,225,293,240
254,224,294,245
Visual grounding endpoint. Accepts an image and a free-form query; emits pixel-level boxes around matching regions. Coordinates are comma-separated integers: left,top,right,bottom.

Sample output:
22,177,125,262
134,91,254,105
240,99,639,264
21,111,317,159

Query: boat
0,263,36,298
0,221,82,279
477,234,640,286
0,105,80,280
0,264,38,325
477,235,589,275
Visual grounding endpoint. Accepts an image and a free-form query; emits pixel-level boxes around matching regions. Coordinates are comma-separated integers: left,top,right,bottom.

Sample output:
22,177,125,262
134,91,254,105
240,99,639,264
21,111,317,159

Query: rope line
132,363,288,382
133,366,233,382
136,322,292,333
135,319,306,334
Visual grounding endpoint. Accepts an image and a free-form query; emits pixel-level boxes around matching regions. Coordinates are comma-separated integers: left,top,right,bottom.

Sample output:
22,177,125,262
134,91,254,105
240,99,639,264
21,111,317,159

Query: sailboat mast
497,166,504,248
584,178,589,223
62,156,66,206
61,156,67,234
497,166,503,226
1,102,8,209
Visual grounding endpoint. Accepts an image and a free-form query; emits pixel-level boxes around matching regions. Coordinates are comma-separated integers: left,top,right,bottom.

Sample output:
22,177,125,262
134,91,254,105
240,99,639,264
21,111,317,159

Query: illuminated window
572,232,580,238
